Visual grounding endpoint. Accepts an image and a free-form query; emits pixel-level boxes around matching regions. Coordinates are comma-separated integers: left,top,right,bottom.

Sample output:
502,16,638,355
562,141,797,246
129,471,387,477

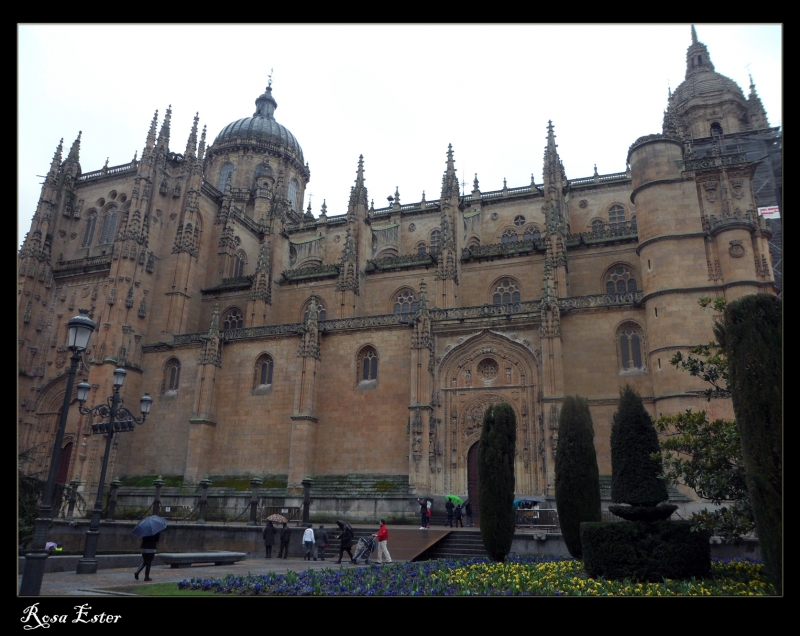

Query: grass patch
119,475,184,488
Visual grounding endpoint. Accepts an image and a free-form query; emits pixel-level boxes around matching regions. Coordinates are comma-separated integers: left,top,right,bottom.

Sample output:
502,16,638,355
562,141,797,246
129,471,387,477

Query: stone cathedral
18,28,781,519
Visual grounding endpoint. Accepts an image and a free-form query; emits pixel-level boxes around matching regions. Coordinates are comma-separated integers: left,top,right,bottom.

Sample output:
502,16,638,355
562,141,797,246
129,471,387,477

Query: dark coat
314,527,328,546
465,502,473,515
140,532,160,552
454,505,463,518
445,501,454,514
263,523,276,546
280,526,292,543
338,527,354,549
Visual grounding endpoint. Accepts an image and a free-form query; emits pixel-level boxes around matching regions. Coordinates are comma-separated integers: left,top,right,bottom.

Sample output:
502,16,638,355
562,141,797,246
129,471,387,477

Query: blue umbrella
132,515,168,537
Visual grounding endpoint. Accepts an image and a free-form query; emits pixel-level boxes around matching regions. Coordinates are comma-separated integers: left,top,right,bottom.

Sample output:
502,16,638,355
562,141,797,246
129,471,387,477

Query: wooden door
467,441,480,519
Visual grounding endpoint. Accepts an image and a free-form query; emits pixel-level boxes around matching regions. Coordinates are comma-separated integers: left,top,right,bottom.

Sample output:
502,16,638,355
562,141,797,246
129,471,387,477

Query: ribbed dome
213,86,304,161
672,70,746,107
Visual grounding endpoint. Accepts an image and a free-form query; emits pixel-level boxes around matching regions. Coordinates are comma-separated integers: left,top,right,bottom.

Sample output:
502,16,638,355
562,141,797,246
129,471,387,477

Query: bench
159,551,247,568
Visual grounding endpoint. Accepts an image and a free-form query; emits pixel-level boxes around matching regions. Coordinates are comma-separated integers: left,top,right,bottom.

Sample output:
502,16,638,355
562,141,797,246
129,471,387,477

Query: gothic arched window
82,212,98,247
617,323,646,372
429,229,441,253
394,289,419,315
608,205,626,230
416,242,427,255
303,299,326,322
288,179,299,211
592,219,605,233
99,208,119,244
222,307,244,330
253,353,274,391
493,278,521,305
604,265,638,295
234,252,246,278
218,163,234,191
357,346,379,383
502,229,519,244
161,357,181,395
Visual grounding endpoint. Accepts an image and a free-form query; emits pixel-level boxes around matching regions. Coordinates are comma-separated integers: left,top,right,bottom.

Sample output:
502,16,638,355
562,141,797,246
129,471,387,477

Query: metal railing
515,508,559,530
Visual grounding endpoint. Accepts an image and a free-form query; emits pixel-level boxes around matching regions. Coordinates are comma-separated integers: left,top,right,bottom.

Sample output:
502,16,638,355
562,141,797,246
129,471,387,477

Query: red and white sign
758,206,780,219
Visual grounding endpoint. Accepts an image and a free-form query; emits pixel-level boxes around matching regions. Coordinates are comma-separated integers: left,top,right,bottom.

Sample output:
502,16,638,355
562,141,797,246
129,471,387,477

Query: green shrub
716,293,782,593
555,396,601,558
610,385,668,506
478,403,516,562
581,520,711,581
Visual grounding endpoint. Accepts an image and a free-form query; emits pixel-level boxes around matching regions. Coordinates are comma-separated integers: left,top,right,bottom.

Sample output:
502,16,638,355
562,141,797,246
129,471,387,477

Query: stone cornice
639,280,775,304
636,232,706,255
630,178,685,204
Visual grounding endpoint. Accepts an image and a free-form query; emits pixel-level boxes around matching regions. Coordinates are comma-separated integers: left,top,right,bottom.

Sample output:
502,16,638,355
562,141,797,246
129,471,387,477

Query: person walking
372,519,392,565
416,498,428,529
426,503,431,528
278,522,291,559
335,523,355,564
302,524,315,561
314,524,328,561
134,531,160,581
465,500,474,526
445,500,454,527
263,520,276,558
454,504,464,527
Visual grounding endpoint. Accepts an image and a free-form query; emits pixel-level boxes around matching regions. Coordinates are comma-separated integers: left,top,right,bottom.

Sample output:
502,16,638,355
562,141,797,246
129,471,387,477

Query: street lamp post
75,368,153,574
20,309,96,596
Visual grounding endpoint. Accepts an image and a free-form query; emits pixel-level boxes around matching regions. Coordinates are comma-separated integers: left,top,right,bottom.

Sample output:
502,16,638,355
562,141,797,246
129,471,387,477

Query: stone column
107,478,122,522
196,476,211,525
152,476,165,516
248,477,262,526
301,478,313,524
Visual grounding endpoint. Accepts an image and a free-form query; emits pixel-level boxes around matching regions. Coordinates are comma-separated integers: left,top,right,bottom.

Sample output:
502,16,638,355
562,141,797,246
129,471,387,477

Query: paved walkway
19,524,480,596
19,555,396,596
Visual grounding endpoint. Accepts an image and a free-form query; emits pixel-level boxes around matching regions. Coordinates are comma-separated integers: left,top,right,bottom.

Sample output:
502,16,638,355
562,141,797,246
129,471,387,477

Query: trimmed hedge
478,403,517,562
581,520,711,581
610,385,668,506
716,293,782,594
555,396,601,558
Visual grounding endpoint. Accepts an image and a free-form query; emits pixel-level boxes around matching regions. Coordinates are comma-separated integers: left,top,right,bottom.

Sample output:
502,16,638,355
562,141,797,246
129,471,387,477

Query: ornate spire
45,138,64,187
472,173,480,194
542,121,567,233
145,109,158,149
349,155,368,209
184,112,199,160
320,200,328,217
440,144,459,201
66,131,82,164
249,239,272,304
685,25,715,79
157,105,172,149
393,186,401,208
747,73,770,129
199,301,223,367
197,124,207,161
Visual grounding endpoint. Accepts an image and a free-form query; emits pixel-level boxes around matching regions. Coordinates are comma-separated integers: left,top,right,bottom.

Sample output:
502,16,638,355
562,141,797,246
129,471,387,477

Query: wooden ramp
384,529,450,562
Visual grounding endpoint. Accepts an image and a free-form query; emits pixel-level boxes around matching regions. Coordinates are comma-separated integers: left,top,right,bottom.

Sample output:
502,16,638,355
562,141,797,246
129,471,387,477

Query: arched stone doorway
431,330,543,496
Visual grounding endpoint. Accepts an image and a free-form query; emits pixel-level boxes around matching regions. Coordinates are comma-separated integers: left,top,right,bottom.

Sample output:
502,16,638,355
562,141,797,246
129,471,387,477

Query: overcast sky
18,24,781,249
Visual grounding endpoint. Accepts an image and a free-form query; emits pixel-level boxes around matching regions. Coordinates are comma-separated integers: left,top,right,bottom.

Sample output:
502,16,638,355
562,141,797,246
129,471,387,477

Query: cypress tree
715,294,782,593
555,396,601,558
610,385,668,506
478,402,517,562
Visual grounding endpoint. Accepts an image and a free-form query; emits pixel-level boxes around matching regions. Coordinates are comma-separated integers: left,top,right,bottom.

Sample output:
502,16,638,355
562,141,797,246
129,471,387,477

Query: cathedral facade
18,28,780,516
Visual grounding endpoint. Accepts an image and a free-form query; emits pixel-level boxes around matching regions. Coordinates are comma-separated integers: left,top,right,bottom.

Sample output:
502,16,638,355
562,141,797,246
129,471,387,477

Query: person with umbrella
335,520,355,564
263,520,276,558
132,515,167,581
278,522,291,559
445,499,454,527
415,498,429,529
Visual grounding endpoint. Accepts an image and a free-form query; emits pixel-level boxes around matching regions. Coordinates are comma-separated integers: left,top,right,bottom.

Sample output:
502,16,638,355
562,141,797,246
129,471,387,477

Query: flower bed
176,557,774,596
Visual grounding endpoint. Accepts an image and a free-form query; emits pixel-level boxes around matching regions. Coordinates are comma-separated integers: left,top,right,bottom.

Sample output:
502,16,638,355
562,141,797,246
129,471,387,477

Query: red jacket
376,525,388,542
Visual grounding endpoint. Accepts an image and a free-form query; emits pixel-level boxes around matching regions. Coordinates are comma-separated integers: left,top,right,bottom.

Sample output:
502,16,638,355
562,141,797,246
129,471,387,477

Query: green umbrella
445,494,464,505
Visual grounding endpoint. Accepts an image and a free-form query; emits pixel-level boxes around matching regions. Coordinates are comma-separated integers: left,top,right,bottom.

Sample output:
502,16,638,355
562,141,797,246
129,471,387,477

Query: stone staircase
414,530,488,561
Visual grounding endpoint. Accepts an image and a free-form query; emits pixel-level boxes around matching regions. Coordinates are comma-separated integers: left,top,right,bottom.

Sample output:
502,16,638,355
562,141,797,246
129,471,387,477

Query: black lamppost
20,309,95,596
75,367,152,574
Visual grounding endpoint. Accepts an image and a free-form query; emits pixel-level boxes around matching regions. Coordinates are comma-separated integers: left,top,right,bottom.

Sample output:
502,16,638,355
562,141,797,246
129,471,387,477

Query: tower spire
66,131,82,163
685,25,715,79
691,24,698,44
440,144,459,200
198,125,207,162
184,112,199,160
157,105,172,149
47,138,64,183
145,109,158,149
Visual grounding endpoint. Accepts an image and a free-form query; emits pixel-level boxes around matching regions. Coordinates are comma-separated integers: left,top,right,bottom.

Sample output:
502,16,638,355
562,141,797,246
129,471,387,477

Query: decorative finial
691,25,698,44
593,164,598,176
268,68,273,88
